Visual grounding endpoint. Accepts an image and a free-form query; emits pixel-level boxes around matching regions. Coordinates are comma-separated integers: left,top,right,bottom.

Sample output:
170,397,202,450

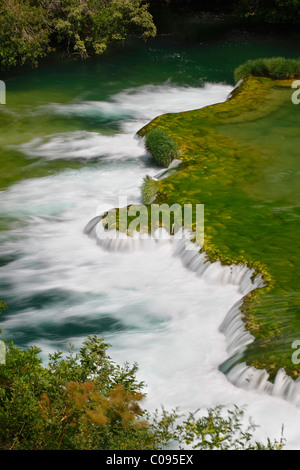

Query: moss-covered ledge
137,76,300,382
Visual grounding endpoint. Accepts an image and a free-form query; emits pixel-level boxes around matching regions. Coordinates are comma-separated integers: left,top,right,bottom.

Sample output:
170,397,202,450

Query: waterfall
84,215,300,408
84,217,265,293
219,283,300,407
224,363,300,407
2,76,300,446
219,300,255,356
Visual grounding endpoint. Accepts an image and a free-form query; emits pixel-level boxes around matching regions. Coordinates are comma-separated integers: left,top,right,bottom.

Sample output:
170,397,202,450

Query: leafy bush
0,336,169,450
0,0,156,70
234,57,300,82
145,128,179,167
175,405,285,450
0,0,52,69
0,334,285,450
140,175,160,204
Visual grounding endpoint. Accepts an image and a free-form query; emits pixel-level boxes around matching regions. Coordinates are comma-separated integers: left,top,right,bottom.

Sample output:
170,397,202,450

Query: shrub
0,0,156,70
0,335,286,450
141,175,160,204
234,57,300,82
145,128,179,167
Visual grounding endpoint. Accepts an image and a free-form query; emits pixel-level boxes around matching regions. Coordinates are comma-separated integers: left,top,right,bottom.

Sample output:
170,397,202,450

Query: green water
1,13,300,378
1,15,300,190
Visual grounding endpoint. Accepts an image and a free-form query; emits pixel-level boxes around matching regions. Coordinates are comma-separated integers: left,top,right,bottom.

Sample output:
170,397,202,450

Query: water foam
1,82,300,448
219,300,300,408
17,83,232,161
81,223,300,447
85,212,300,415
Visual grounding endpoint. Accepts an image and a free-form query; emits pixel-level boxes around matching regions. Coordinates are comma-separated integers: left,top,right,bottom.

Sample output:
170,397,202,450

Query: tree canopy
1,0,300,70
0,0,157,69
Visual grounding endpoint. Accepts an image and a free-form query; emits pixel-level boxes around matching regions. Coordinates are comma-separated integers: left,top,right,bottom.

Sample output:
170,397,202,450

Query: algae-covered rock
137,75,300,381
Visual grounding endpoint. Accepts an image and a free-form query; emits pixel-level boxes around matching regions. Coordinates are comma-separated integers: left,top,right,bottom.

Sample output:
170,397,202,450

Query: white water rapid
1,82,300,448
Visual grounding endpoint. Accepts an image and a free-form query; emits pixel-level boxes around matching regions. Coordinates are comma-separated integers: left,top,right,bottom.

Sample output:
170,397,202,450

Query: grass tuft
234,57,300,82
140,175,160,204
145,128,179,167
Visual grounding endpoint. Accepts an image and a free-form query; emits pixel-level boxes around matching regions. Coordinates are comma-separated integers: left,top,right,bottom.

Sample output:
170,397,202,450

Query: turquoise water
1,16,300,447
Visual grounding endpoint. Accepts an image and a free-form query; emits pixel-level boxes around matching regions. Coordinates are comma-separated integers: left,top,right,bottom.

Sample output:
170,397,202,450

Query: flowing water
1,19,300,448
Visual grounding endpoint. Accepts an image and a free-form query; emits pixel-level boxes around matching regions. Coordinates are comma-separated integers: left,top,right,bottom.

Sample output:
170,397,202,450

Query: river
1,14,300,448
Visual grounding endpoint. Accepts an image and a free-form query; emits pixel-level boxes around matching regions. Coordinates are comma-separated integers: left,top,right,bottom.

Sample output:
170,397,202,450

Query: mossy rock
137,75,300,380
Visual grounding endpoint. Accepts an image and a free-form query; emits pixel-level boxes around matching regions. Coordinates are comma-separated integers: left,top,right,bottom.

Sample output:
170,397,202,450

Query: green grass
138,76,300,381
140,175,161,204
145,128,179,167
234,57,300,82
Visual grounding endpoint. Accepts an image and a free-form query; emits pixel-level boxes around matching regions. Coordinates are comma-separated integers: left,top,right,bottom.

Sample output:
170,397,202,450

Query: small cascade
225,362,300,407
84,218,264,292
84,216,173,253
220,299,300,407
84,215,300,408
219,300,255,357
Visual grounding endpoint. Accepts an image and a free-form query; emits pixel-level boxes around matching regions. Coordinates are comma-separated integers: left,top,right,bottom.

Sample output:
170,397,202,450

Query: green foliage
145,128,179,167
141,175,160,204
235,0,300,23
148,0,300,24
234,57,300,82
47,0,156,60
0,0,156,69
0,334,285,450
175,405,285,450
0,0,52,69
0,336,163,450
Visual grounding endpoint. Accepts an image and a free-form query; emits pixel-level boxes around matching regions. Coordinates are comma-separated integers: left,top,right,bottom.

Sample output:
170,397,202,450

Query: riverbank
137,76,300,381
